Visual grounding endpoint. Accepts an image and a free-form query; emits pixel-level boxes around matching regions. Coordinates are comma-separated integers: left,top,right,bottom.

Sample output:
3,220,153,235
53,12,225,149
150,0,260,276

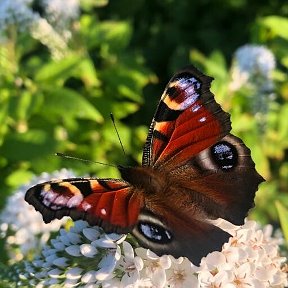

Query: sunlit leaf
261,16,288,40
6,169,34,187
275,201,288,242
0,130,55,161
42,87,103,122
35,55,84,83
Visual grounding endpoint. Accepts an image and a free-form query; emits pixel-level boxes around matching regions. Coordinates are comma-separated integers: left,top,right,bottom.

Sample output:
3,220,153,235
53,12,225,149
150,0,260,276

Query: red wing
142,65,231,169
25,178,144,233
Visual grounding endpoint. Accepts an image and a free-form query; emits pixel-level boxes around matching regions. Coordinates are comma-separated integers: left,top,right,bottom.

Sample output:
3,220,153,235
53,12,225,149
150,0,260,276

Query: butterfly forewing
142,66,231,168
25,178,143,233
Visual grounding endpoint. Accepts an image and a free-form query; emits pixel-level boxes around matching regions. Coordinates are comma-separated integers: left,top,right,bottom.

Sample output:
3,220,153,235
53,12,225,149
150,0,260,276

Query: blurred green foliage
0,0,288,237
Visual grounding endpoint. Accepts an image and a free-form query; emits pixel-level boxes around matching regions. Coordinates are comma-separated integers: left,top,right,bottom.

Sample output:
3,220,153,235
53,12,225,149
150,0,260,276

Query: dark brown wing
170,134,264,225
133,208,230,266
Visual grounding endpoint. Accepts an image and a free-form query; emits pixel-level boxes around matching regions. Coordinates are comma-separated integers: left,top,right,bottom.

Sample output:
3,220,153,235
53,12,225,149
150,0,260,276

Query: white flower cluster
0,169,74,262
42,0,79,31
21,219,288,288
229,44,276,128
0,0,37,33
22,220,126,287
230,44,275,91
0,0,80,58
196,219,287,288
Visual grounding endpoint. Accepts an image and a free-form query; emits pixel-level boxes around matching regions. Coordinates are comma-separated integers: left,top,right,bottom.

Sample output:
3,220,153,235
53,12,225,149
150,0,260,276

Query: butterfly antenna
110,113,126,156
55,153,117,168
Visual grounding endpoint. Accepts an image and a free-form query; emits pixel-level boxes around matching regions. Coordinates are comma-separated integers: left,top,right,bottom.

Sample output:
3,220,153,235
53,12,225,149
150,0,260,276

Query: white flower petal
53,257,68,268
159,255,171,269
134,256,144,271
81,270,96,284
92,238,116,249
98,252,118,273
202,251,226,268
66,267,83,280
66,232,82,244
59,235,71,246
80,244,98,257
47,268,62,278
123,241,134,259
82,228,101,241
150,267,166,288
65,245,81,257
106,233,126,244
146,249,159,260
72,220,88,232
51,239,66,250
45,254,58,264
63,278,79,288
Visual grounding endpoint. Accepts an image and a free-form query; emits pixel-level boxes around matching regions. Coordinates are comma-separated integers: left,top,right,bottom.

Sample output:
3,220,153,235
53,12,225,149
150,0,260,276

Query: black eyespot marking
166,86,177,99
138,222,173,244
210,141,238,170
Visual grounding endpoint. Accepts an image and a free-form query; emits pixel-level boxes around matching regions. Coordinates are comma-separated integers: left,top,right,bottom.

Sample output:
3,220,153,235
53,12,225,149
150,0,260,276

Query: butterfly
25,65,264,265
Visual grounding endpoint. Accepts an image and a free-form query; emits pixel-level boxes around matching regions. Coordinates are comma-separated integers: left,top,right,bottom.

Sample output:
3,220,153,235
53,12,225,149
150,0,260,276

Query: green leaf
42,87,103,122
6,169,34,187
278,104,288,143
261,16,288,40
94,97,139,119
0,130,55,161
83,20,132,51
35,55,84,83
275,201,288,242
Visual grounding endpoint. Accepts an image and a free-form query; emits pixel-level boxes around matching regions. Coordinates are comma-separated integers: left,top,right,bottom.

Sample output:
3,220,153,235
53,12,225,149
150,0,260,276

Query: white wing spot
81,201,92,211
100,208,107,215
67,195,84,208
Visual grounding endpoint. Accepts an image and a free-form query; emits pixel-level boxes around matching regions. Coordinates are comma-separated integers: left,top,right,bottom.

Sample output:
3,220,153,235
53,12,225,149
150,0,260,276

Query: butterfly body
25,65,264,265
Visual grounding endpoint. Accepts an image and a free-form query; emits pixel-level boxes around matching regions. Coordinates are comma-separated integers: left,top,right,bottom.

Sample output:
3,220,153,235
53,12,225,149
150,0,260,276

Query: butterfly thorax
118,165,167,195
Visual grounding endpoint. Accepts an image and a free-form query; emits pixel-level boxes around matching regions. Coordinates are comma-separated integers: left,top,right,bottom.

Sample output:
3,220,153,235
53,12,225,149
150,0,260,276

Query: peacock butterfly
25,65,264,265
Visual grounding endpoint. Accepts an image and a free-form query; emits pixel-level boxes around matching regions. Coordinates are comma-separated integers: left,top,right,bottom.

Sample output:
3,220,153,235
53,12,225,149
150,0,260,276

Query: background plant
0,0,287,281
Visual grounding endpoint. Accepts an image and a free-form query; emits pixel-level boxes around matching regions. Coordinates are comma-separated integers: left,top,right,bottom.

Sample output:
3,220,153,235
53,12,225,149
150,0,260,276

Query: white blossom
0,169,74,262
230,44,275,91
0,0,80,58
229,44,276,129
21,220,125,287
0,0,37,32
135,248,172,288
166,257,199,288
196,219,288,288
20,218,287,287
41,0,79,29
119,241,144,287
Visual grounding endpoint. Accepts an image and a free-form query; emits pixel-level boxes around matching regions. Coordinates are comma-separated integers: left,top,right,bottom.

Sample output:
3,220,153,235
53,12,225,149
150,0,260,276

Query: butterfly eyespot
210,141,238,170
137,222,173,244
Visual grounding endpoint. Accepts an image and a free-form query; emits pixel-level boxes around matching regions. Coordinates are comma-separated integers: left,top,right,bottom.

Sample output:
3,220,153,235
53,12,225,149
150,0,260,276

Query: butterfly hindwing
169,134,264,225
25,178,143,233
142,65,231,169
133,209,230,266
